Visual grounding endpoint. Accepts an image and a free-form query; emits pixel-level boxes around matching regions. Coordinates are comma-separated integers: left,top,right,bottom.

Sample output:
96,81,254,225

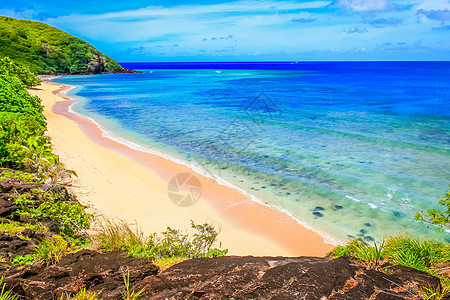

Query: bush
0,57,40,86
92,219,228,265
31,193,91,239
0,69,46,169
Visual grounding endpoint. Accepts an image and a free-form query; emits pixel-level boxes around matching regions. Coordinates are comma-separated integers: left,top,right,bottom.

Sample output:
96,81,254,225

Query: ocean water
53,62,450,243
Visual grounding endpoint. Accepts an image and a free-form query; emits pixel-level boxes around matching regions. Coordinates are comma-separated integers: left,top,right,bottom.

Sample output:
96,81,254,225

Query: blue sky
1,0,449,61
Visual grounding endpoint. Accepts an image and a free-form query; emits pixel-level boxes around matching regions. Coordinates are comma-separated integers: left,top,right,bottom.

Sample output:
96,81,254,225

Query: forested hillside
0,16,125,74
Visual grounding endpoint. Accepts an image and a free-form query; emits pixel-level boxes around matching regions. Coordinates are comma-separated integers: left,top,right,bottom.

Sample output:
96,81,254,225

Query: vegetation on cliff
0,16,125,75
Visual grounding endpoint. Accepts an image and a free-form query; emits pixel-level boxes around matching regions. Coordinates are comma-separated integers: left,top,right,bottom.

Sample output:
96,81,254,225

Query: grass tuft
121,270,145,300
61,288,102,300
33,235,69,267
0,277,18,300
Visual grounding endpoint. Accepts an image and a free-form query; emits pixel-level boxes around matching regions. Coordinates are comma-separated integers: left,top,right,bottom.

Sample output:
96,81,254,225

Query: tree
415,186,450,231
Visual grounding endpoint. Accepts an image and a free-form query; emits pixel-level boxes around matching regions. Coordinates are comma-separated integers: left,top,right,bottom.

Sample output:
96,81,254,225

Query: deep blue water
53,62,450,243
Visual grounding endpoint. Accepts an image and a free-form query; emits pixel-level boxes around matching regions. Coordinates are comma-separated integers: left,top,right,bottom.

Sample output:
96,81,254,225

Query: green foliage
332,240,386,270
0,220,48,236
31,193,91,239
0,277,18,300
0,170,38,182
0,16,124,75
33,235,69,267
384,235,447,272
0,68,76,181
416,185,450,231
93,219,228,265
12,193,36,212
0,72,43,120
12,254,35,266
333,235,449,274
0,57,40,86
94,219,146,254
0,69,47,169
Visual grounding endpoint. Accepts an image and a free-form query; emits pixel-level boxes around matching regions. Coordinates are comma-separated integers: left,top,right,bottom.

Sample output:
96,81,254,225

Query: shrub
92,219,228,262
93,219,146,254
0,69,46,169
0,57,40,86
32,193,91,239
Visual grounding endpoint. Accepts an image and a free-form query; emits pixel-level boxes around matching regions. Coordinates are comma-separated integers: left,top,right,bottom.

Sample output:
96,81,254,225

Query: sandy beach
28,81,335,257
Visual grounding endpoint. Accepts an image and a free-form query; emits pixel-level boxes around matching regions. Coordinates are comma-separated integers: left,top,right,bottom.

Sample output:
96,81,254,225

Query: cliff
0,16,130,75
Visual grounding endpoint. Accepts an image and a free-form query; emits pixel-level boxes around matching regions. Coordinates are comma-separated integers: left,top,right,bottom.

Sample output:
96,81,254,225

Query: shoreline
29,81,335,257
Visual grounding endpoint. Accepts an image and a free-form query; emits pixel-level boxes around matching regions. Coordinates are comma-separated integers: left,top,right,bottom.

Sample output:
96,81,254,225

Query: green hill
0,16,126,75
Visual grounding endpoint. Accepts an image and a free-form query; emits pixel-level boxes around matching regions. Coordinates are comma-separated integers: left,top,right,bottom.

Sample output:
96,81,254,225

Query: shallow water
53,62,450,243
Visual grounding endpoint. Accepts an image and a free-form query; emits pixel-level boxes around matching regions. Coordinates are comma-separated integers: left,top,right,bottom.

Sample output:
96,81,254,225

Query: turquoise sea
53,62,450,243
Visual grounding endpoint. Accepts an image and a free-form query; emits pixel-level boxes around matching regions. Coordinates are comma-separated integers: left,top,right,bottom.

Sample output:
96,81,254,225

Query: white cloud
332,0,395,12
416,0,450,10
47,1,333,43
89,1,332,20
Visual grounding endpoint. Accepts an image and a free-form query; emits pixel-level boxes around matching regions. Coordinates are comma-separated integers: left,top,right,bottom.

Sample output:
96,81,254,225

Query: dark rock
1,250,158,299
21,228,35,238
313,211,323,218
133,255,439,299
0,234,34,262
0,250,441,299
0,199,17,217
364,236,374,242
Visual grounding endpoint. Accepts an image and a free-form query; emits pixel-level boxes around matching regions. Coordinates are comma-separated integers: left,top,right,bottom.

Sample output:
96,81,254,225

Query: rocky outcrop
2,250,158,299
0,253,441,299
136,255,440,299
